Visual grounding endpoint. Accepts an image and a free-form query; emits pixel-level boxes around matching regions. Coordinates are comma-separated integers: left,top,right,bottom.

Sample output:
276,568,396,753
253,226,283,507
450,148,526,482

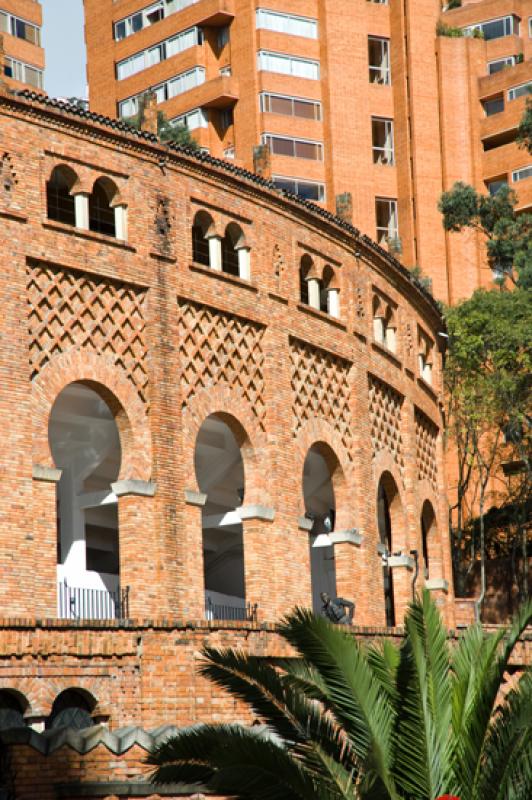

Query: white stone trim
184,489,208,507
238,504,275,522
298,516,313,531
111,479,156,497
330,529,363,546
425,578,449,593
32,465,62,483
387,554,415,570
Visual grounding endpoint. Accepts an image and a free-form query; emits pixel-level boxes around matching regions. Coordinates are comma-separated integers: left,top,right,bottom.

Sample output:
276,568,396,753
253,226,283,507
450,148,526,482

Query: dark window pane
89,183,116,237
293,99,316,119
192,225,210,266
295,140,319,159
271,137,294,156
270,96,293,115
47,171,76,226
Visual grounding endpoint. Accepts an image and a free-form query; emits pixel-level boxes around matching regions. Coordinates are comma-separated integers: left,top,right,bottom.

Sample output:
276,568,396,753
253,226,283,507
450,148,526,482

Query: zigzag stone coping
0,723,181,755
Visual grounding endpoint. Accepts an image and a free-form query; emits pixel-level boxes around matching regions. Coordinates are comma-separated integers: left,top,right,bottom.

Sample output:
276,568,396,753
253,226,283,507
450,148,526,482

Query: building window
372,118,394,165
273,176,325,202
375,198,398,246
418,330,434,385
483,95,504,116
219,108,233,132
47,690,94,731
488,56,516,74
368,37,390,85
0,10,41,45
367,0,388,4
118,67,206,117
508,82,532,102
171,107,208,130
512,165,532,182
257,50,320,80
262,134,323,160
192,210,213,266
256,8,318,39
89,179,117,237
464,16,518,41
3,57,43,88
219,65,232,77
46,166,77,226
372,294,397,352
260,92,321,120
116,27,202,80
486,178,508,195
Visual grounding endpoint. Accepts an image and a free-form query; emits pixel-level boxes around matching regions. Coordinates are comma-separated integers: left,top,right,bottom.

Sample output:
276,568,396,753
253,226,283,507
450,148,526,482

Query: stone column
180,489,207,620
114,204,128,240
307,278,320,310
239,504,276,620
73,193,89,230
113,479,157,618
32,465,62,617
237,246,251,281
206,235,222,270
330,529,363,612
327,288,340,318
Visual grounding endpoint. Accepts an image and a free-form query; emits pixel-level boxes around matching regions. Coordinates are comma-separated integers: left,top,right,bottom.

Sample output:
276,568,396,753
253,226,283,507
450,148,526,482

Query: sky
41,0,86,99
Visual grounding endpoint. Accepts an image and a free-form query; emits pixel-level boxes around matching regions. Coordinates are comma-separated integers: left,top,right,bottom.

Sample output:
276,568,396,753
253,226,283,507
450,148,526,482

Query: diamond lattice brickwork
178,300,266,429
290,338,352,453
415,409,438,489
28,264,148,403
368,374,405,476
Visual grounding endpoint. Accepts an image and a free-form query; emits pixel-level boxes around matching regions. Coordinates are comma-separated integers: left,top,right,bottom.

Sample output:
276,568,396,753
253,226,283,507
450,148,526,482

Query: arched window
47,689,94,730
322,265,340,317
373,294,396,351
421,500,436,579
418,330,434,384
221,223,242,276
46,165,77,226
299,254,314,305
89,178,117,237
377,473,401,627
192,210,213,267
0,690,27,730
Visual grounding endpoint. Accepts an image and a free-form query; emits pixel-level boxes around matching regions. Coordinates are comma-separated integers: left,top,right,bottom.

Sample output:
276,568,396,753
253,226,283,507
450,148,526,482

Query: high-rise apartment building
88,2,532,297
0,0,44,92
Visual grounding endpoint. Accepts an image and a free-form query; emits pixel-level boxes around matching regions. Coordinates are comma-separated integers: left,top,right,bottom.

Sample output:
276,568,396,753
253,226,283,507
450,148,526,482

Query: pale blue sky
41,0,86,99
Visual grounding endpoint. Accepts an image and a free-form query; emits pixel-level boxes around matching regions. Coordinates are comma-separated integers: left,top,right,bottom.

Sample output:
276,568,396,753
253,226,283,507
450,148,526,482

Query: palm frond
278,608,399,800
393,592,453,799
149,723,354,800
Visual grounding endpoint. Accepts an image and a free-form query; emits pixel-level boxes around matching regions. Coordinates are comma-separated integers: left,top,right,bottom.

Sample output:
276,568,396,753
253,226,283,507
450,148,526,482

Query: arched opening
49,383,122,618
299,254,313,305
47,689,94,731
303,444,337,613
192,210,213,266
221,222,242,276
46,165,77,226
195,414,247,619
421,500,436,579
377,472,400,626
89,177,117,237
322,265,338,316
0,690,28,730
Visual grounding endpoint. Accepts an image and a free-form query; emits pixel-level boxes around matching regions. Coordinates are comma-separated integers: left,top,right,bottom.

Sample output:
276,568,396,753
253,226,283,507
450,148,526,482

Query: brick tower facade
0,86,464,796
82,0,532,304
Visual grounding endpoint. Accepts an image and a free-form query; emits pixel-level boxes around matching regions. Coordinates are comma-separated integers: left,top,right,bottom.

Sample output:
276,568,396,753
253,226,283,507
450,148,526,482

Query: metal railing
57,581,130,620
205,598,258,622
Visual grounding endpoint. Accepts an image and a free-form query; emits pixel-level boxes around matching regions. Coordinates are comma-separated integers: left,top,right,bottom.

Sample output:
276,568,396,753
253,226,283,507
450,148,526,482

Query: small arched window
221,223,242,277
299,254,313,305
89,178,117,237
0,690,27,731
373,294,396,352
418,331,434,385
421,500,436,579
47,689,94,731
192,210,213,267
46,165,77,226
322,265,340,317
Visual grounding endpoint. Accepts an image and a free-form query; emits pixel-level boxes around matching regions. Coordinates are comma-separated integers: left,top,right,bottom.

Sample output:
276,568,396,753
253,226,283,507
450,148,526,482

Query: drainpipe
410,549,419,600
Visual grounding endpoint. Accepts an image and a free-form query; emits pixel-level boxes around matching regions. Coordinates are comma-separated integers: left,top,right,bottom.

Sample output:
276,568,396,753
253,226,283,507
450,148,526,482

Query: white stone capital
330,529,363,546
32,465,62,483
111,479,156,497
238,504,275,522
184,489,208,507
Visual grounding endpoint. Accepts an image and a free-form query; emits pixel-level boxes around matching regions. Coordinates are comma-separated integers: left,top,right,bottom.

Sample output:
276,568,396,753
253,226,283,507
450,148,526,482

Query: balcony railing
205,597,258,622
57,581,130,620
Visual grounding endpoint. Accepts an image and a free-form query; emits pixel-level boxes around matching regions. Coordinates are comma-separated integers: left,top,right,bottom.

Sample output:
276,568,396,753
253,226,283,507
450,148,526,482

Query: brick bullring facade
0,88,461,797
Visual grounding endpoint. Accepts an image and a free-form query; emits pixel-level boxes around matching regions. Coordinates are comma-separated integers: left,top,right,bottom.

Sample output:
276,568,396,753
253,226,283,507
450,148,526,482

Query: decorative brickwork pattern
178,300,266,429
1,152,17,200
27,264,149,403
368,375,405,476
356,286,365,318
290,338,352,453
415,408,438,489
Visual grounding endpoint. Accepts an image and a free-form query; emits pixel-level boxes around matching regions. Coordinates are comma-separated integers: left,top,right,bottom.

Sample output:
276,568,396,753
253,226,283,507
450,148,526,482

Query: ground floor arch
194,413,248,619
377,471,403,626
303,443,339,612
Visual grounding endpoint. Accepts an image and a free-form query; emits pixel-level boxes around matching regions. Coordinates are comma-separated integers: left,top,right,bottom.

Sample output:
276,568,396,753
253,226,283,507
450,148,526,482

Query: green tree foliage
148,593,532,799
126,93,198,149
517,98,532,155
444,289,531,608
438,183,532,289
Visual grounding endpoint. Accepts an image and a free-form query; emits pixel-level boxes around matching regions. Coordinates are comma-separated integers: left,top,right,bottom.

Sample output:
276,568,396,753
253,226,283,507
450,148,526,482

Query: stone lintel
184,489,208,507
298,516,313,531
111,480,156,498
238,504,275,522
32,465,62,483
425,578,449,593
387,554,415,570
330,529,363,546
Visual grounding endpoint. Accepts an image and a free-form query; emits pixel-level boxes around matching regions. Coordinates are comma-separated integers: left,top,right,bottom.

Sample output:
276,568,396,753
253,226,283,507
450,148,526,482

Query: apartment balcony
193,0,234,27
164,74,238,118
480,93,528,141
478,59,531,100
